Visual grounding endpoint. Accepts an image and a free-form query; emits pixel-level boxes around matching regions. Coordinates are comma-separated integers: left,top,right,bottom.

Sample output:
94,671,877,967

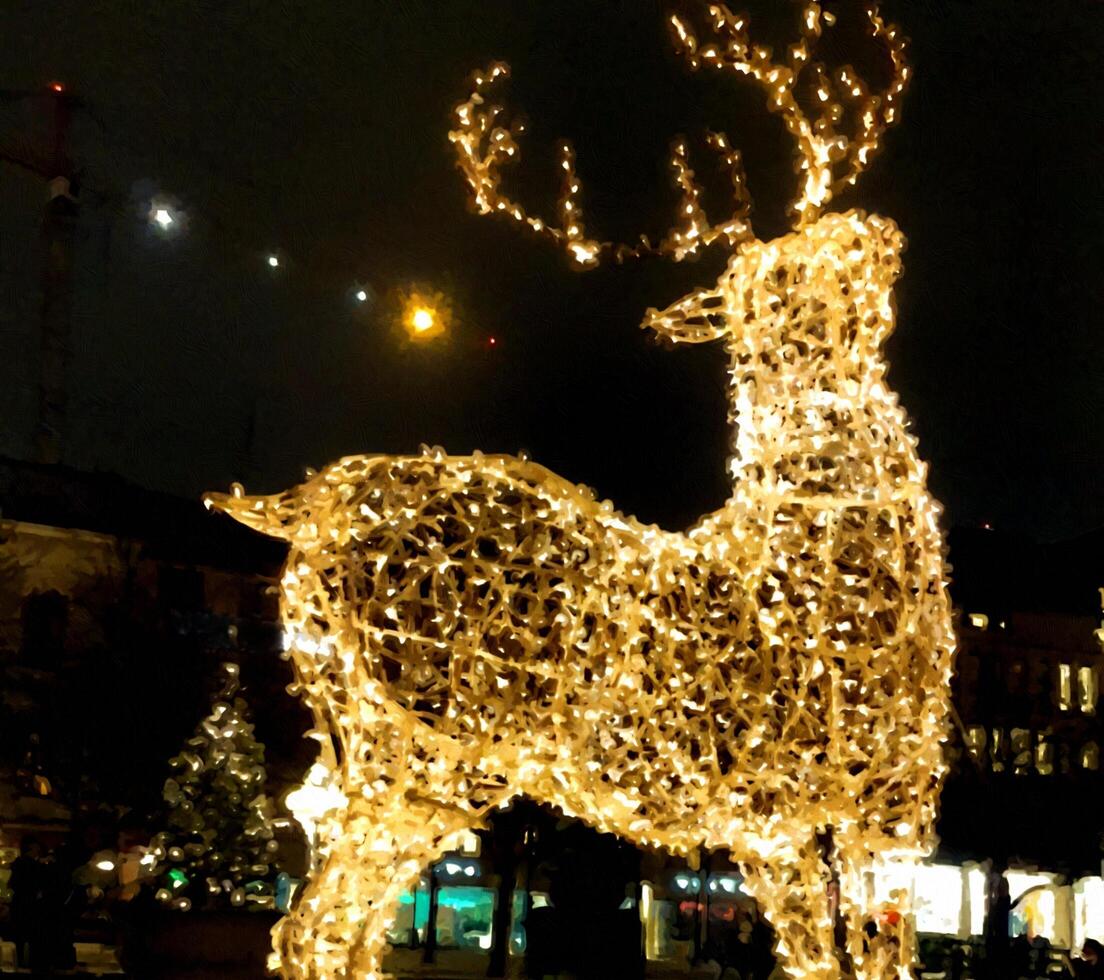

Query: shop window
20,591,68,668
912,864,964,936
641,882,674,960
387,882,496,952
1079,666,1098,715
434,885,496,950
387,879,431,948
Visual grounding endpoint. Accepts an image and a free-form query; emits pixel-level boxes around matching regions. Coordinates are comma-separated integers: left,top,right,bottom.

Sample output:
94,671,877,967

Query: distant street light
400,290,449,342
267,254,280,268
355,289,368,303
149,198,182,233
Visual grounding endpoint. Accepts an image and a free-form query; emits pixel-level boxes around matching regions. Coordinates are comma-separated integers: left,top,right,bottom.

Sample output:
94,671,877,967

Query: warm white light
1079,666,1098,715
267,254,280,268
1060,664,1073,711
95,859,116,872
399,292,448,341
912,864,964,936
153,208,174,229
208,5,954,979
356,289,369,303
1074,877,1104,952
285,763,347,843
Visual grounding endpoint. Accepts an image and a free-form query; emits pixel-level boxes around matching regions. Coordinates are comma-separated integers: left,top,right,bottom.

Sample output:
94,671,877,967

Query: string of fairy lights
205,4,955,980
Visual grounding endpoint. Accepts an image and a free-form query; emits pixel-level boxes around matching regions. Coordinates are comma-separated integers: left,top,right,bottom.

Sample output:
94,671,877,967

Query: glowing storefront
874,860,1104,952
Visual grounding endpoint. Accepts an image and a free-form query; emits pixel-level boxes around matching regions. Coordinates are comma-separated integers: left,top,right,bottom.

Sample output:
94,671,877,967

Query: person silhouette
9,837,44,969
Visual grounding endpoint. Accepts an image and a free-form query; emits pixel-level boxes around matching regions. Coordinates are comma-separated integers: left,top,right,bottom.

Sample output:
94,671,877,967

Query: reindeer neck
724,340,899,493
715,211,912,506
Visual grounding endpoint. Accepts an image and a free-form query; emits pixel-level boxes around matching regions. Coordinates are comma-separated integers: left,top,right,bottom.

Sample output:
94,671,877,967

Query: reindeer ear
204,486,297,540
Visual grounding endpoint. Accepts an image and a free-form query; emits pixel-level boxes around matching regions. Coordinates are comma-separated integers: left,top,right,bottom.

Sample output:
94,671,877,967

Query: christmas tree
150,662,279,910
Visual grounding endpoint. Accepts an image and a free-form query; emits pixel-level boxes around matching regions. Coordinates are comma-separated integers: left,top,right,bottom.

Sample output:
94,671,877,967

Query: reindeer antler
671,2,908,226
449,63,755,268
450,4,906,259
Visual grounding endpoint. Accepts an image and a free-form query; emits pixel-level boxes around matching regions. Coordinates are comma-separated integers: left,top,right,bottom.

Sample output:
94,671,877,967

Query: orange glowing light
399,290,449,342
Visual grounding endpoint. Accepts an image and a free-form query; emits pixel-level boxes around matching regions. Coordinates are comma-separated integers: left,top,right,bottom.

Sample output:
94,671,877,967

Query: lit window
966,865,987,937
435,886,496,951
966,726,986,760
1059,664,1073,711
1079,666,1098,715
1082,742,1099,771
991,727,1005,772
968,612,988,630
1074,877,1104,953
1034,733,1054,776
1011,728,1031,775
912,864,964,936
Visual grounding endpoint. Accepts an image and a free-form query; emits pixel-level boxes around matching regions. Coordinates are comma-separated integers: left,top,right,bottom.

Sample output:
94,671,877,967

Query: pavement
0,941,122,977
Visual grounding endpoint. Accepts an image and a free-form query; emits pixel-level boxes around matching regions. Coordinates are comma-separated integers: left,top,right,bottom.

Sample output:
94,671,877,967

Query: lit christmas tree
151,662,279,910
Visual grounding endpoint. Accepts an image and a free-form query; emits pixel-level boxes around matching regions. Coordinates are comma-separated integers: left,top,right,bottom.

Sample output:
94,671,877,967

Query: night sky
1,1,1102,541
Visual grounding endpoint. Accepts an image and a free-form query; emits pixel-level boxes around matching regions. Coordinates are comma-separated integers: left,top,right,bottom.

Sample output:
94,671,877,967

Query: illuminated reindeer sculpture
206,4,954,978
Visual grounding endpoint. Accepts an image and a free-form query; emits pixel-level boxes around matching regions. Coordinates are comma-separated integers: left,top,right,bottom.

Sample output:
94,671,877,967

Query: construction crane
1,82,79,465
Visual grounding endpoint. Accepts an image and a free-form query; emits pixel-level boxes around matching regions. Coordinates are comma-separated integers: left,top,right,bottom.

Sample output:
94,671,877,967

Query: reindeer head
449,2,909,350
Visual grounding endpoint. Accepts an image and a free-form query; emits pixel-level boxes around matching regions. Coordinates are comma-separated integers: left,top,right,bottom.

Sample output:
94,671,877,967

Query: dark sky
1,1,1102,540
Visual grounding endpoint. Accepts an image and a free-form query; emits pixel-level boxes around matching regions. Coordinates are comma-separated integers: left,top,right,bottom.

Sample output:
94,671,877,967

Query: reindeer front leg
271,695,485,980
274,792,476,980
738,838,847,980
835,848,916,980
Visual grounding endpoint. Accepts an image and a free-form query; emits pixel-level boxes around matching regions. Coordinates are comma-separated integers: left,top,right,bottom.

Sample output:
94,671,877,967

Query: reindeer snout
204,487,296,540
